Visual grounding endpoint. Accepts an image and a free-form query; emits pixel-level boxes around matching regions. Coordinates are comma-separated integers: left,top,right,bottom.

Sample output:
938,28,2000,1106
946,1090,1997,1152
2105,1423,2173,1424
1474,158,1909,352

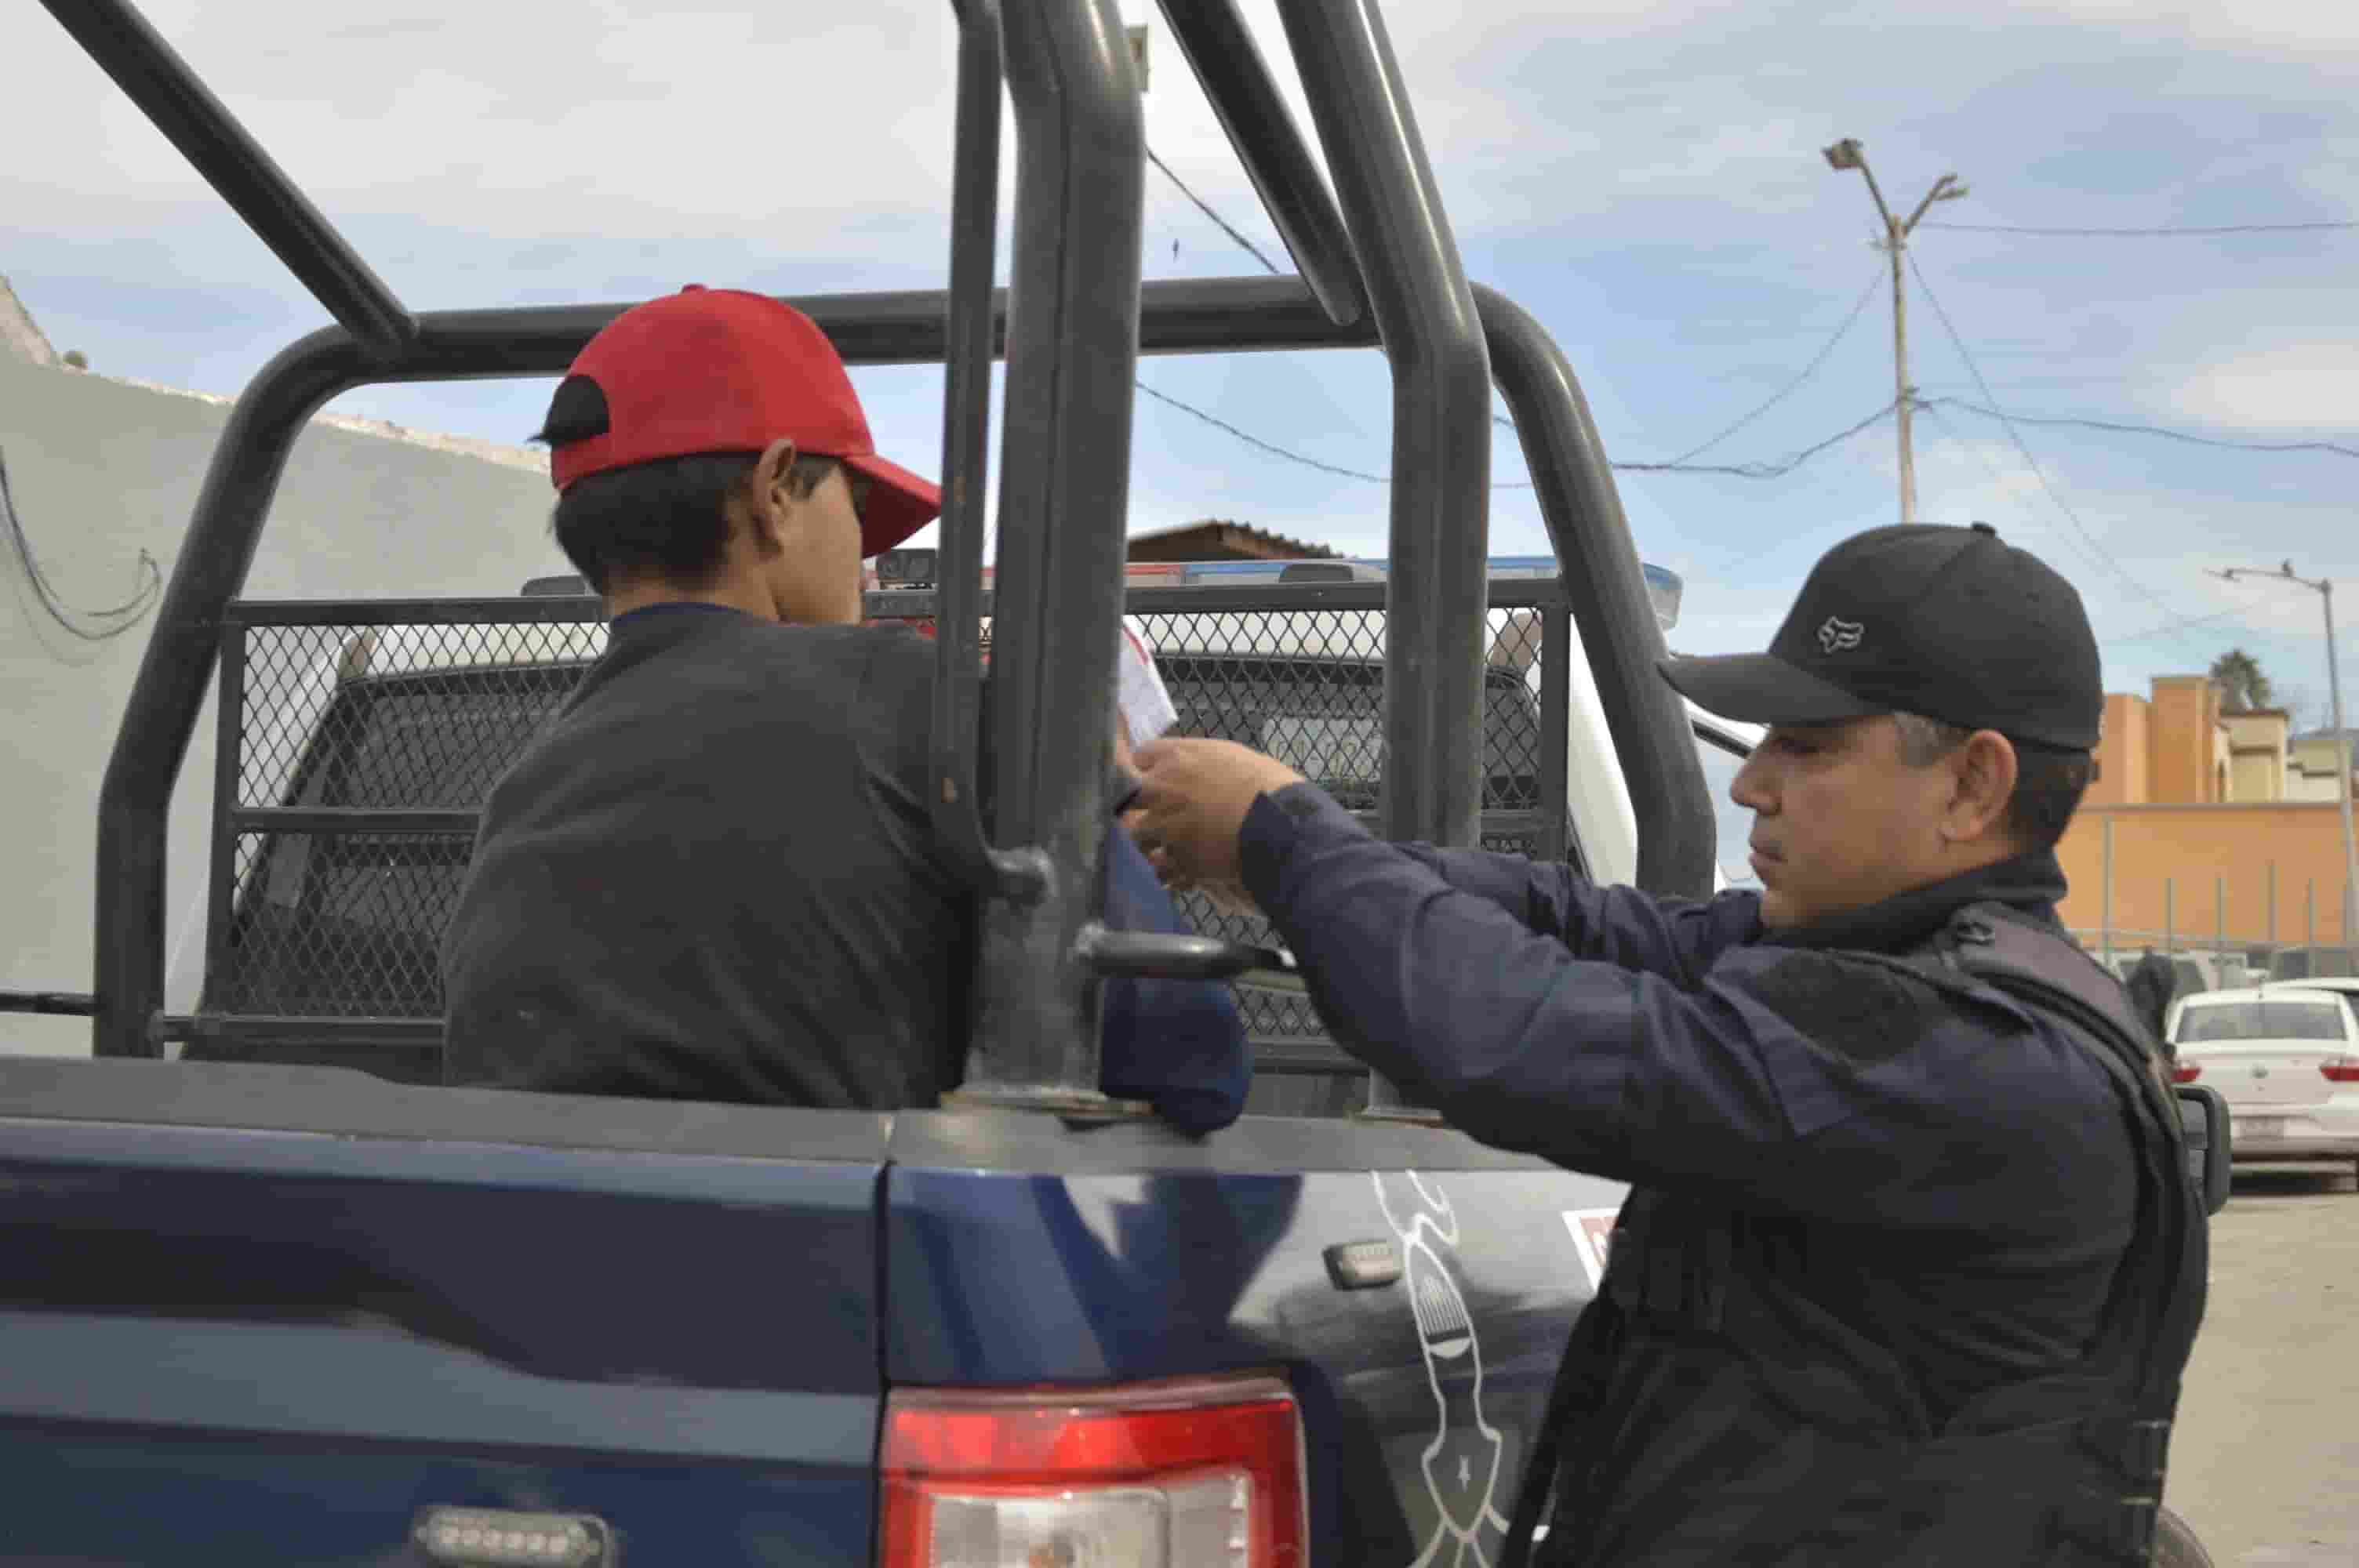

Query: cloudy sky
6,0,2357,727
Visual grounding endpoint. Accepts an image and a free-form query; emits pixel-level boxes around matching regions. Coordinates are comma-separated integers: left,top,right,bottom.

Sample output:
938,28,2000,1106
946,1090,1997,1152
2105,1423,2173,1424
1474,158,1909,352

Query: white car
2165,985,2359,1177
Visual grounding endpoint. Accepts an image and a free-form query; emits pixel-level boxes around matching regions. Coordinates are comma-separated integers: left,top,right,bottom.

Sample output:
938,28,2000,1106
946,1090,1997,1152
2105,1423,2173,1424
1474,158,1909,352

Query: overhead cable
1138,377,1897,487
1146,145,1288,276
1903,253,2212,647
1660,267,1888,464
1921,398,2359,460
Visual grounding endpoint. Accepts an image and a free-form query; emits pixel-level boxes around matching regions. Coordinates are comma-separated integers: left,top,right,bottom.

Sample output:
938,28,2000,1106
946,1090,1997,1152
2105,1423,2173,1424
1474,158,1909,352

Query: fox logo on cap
1818,616,1864,655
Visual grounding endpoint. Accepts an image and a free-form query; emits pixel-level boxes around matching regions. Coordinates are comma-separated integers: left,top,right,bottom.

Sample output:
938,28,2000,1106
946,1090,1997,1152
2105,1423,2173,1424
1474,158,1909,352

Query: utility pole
2211,562,2359,945
1821,139,1969,525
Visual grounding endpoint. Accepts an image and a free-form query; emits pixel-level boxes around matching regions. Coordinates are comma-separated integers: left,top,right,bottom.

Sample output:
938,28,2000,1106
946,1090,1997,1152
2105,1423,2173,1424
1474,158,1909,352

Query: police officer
1130,522,2206,1566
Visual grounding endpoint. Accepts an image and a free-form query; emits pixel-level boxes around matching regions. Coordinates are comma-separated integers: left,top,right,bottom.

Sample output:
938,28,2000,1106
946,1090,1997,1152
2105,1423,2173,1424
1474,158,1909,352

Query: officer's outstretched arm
1241,786,2120,1232
1390,840,1757,982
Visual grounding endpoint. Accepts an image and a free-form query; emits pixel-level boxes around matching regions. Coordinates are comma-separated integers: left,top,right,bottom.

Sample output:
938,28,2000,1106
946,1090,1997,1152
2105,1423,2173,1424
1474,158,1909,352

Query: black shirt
442,604,973,1108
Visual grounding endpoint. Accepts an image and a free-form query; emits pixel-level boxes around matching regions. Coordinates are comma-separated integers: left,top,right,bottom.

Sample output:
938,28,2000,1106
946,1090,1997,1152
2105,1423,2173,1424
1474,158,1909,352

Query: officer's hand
1130,737,1307,895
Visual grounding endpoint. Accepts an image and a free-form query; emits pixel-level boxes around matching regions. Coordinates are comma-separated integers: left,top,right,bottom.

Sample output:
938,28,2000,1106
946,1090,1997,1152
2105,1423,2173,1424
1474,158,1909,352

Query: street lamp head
1823,138,1865,172
1936,179,1970,201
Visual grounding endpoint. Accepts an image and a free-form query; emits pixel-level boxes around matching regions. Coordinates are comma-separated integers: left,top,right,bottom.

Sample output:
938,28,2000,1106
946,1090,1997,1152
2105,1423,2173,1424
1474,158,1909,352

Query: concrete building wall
2221,710,2289,804
2089,692,2150,808
0,350,570,1057
2230,750,2281,804
2289,734,2356,805
2056,801,2353,949
2149,676,2219,805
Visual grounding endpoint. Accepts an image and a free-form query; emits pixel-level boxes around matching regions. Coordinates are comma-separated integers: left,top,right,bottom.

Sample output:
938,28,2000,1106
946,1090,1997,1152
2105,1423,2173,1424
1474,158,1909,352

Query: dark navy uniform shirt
1238,783,2139,1417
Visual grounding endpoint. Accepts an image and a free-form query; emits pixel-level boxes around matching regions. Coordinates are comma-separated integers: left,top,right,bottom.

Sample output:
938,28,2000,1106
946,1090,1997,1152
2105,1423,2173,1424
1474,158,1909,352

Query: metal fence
194,584,1579,1103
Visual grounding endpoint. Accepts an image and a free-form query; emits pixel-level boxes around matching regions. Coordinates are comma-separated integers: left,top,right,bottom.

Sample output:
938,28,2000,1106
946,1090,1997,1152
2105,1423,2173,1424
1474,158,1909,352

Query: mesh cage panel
213,602,1568,1115
210,830,473,1018
216,615,601,1021
238,619,600,808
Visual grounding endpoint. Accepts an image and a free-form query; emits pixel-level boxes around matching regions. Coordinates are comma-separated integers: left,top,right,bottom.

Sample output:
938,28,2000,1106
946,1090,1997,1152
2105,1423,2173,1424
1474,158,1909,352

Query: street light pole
2212,562,2359,945
1821,139,1968,526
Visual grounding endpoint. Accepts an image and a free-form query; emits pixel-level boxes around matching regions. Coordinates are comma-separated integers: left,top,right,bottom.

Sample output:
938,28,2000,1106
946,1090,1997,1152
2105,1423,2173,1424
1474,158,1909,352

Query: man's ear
742,437,801,552
1946,730,2021,844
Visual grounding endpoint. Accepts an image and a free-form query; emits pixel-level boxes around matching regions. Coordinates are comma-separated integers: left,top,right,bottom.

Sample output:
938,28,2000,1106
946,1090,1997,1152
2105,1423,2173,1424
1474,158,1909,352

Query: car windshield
2174,999,2350,1044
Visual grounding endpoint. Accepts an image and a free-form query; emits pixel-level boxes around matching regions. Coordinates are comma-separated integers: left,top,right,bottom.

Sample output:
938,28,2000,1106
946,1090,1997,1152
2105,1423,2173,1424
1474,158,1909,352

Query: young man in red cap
442,286,1245,1130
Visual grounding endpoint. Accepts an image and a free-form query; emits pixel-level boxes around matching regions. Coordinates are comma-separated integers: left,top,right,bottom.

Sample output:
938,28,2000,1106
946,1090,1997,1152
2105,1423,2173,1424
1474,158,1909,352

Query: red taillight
878,1374,1305,1568
2321,1056,2359,1083
2172,1062,2201,1083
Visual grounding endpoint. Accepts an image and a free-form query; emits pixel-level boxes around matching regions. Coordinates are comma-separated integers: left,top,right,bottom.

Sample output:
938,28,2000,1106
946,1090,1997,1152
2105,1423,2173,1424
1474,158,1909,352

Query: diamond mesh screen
215,603,1568,1116
237,619,600,808
211,830,474,1017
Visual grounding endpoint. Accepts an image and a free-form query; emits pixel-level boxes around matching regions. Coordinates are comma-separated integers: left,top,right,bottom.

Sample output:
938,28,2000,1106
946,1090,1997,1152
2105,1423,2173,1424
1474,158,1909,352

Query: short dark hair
1892,711,2095,850
533,376,840,596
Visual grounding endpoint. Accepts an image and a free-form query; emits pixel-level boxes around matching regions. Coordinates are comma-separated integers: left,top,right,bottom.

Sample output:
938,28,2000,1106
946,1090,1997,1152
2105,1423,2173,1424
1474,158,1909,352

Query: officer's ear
1940,730,2020,848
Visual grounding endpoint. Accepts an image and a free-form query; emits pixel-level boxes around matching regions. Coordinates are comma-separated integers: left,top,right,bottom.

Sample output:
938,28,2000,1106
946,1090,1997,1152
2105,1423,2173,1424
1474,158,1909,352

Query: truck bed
0,1055,1625,1565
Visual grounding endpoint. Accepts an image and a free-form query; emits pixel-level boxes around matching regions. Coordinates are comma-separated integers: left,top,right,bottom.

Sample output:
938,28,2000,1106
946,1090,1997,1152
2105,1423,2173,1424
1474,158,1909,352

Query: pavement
2165,1162,2359,1567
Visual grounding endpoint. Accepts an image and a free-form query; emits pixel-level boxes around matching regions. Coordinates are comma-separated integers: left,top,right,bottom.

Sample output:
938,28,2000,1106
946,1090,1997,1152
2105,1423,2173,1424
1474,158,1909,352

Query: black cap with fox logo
1657,522,2103,750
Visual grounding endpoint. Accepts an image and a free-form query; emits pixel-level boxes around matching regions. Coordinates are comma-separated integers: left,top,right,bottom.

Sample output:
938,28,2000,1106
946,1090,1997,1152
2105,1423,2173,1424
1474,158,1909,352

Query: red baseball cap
547,285,940,559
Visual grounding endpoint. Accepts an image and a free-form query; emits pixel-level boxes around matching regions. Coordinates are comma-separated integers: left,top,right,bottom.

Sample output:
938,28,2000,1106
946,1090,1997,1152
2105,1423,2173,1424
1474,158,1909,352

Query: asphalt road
2165,1162,2359,1568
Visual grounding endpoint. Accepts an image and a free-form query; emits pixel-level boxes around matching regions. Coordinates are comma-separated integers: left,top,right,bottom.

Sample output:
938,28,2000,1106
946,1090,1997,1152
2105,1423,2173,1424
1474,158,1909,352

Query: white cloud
2016,0,2359,59
2169,343,2359,430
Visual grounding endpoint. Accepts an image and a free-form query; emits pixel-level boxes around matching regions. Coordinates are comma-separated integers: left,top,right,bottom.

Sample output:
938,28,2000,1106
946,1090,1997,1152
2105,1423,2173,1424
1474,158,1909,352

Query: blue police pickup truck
0,1,2223,1562
0,551,1721,1566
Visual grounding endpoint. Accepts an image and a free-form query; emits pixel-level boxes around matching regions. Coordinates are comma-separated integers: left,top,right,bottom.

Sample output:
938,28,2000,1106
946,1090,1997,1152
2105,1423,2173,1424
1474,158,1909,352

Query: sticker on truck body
1375,1171,1510,1568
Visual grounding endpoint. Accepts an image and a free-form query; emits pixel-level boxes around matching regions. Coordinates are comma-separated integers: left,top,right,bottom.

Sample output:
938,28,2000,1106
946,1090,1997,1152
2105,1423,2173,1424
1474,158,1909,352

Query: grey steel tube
1476,285,1716,898
36,0,416,358
930,0,1009,881
1153,0,1367,328
960,0,1147,1102
1274,0,1492,855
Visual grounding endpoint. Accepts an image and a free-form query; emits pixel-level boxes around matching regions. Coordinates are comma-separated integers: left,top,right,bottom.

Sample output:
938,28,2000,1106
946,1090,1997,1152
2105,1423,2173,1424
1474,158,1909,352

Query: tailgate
2192,1045,2339,1109
0,1059,890,1567
880,1111,1627,1565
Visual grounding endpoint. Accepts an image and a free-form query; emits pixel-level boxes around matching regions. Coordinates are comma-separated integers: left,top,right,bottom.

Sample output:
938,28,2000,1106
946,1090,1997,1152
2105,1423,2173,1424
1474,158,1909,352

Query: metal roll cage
43,0,1714,1105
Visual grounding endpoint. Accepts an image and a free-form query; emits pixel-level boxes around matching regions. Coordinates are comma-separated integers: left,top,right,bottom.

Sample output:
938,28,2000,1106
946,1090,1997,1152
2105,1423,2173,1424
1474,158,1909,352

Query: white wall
0,352,570,1056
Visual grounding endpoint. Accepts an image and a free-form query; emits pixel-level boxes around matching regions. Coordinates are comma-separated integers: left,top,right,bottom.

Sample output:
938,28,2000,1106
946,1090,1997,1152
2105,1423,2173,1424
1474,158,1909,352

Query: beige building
2289,728,2359,804
2059,674,2354,947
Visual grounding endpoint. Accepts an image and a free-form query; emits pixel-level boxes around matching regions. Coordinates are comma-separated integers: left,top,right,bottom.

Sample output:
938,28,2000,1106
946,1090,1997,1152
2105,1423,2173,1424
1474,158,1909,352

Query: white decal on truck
1375,1171,1510,1568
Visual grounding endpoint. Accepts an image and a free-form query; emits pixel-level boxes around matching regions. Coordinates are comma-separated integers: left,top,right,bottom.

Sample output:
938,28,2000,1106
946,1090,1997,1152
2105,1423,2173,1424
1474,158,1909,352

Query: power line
1903,252,2212,652
1134,381,1430,485
1145,145,1287,276
1922,219,2358,238
1661,267,1888,464
1921,398,2359,460
1137,378,1896,487
1617,398,1899,478
1144,140,1899,482
2098,602,2259,648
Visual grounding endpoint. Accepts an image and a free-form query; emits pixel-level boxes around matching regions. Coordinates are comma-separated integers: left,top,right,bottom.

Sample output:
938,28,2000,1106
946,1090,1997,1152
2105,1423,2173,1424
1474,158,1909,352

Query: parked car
2103,951,2214,1000
2266,945,2359,982
2165,986,2359,1177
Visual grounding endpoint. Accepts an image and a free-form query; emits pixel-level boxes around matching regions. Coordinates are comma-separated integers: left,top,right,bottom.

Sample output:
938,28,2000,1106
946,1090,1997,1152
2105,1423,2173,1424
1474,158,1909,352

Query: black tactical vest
1503,903,2208,1568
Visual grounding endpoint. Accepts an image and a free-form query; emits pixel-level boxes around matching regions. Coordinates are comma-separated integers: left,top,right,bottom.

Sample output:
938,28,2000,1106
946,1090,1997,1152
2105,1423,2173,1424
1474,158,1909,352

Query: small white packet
1115,621,1180,751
